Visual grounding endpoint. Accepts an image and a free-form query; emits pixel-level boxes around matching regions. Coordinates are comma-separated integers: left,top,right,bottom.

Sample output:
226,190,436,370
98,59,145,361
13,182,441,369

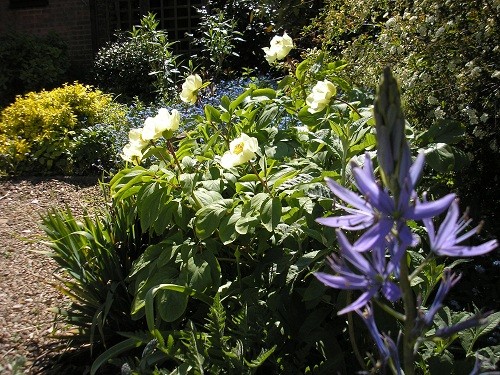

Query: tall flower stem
347,292,367,371
167,139,184,173
399,254,416,375
249,161,271,195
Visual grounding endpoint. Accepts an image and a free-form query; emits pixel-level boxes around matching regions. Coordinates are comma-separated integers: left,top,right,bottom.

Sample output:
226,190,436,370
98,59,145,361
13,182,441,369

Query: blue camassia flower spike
314,230,401,314
422,198,498,257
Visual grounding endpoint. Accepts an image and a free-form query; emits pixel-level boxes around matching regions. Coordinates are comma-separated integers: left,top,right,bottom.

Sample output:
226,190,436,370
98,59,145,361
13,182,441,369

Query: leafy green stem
167,139,184,173
249,160,272,195
374,299,406,322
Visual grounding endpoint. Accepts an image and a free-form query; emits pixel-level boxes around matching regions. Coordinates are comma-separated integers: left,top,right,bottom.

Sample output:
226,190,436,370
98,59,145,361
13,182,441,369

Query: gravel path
0,177,103,374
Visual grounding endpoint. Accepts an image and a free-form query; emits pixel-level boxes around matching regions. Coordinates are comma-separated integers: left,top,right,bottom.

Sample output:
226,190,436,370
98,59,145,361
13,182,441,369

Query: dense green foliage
41,46,499,373
311,0,500,225
92,13,179,103
0,83,127,175
6,1,492,373
0,32,70,107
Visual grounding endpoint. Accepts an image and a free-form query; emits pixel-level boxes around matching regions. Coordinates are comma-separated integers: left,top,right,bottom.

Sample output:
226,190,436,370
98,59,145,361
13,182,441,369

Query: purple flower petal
353,219,393,252
437,240,498,257
314,272,368,290
409,193,455,220
382,281,401,302
325,177,372,212
353,165,394,214
338,288,377,315
408,152,425,188
316,213,373,230
337,230,373,275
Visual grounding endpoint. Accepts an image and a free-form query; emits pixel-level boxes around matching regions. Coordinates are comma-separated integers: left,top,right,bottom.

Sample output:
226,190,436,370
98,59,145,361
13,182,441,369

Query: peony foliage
42,31,499,375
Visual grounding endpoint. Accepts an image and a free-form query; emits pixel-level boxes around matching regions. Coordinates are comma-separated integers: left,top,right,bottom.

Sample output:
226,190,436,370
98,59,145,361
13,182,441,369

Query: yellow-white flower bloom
263,32,294,64
142,108,180,141
180,74,203,104
306,80,337,113
121,142,143,164
220,133,259,169
128,128,148,148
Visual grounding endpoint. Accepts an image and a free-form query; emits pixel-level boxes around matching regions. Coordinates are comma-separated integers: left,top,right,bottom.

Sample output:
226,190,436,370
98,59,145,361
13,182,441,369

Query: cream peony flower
220,133,259,169
142,108,180,141
306,80,337,114
180,74,203,104
262,32,294,64
121,142,143,164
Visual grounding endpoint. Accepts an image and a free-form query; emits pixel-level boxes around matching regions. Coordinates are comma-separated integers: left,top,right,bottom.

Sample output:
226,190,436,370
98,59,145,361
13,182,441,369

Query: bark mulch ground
0,176,103,374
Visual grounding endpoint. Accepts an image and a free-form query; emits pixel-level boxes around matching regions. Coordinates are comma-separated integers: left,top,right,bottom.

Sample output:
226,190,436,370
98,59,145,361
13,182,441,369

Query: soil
0,176,104,374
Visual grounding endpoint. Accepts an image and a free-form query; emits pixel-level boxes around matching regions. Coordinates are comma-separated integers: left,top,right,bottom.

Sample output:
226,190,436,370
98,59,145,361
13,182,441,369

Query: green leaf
193,188,224,207
235,215,259,235
418,119,465,145
145,284,213,330
137,182,171,233
188,251,220,292
220,95,231,110
90,337,144,375
195,200,231,240
111,167,152,200
204,104,221,123
424,143,455,172
218,210,240,244
260,196,282,232
295,59,309,82
239,173,259,182
251,88,276,100
250,192,269,211
131,266,178,319
157,286,189,323
229,88,252,111
298,105,324,126
459,311,500,354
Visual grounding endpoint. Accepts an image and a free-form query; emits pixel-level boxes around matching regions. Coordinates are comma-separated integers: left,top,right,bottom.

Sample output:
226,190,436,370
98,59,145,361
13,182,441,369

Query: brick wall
0,0,94,74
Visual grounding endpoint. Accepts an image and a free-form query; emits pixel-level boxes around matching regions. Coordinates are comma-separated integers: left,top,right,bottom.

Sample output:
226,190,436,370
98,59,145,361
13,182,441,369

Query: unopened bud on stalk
374,67,411,198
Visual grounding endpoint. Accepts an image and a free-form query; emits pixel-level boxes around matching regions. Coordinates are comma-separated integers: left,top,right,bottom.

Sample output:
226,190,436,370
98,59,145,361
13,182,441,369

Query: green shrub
189,6,243,81
0,83,127,175
92,13,179,103
311,0,500,224
0,32,70,107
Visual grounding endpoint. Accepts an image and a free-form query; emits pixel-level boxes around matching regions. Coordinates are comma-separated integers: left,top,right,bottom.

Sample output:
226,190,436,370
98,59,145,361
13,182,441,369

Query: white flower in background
434,107,445,120
121,142,143,164
385,17,397,28
120,128,148,164
262,32,294,64
220,133,259,169
180,74,203,104
306,80,337,114
427,96,439,105
142,108,180,141
128,128,148,148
